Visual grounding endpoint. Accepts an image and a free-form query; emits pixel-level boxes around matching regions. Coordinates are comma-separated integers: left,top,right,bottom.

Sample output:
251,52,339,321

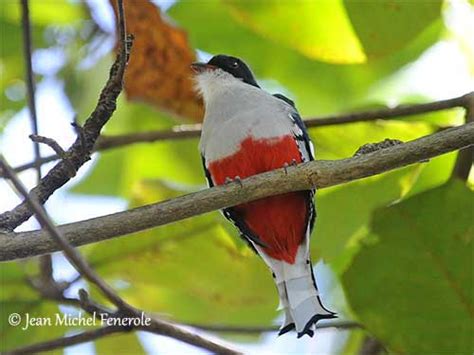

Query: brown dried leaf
111,0,203,121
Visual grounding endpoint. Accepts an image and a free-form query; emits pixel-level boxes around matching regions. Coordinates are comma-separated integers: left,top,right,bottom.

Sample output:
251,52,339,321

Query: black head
207,55,260,88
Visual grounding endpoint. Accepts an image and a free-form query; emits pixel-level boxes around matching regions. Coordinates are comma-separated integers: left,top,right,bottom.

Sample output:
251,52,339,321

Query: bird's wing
274,93,316,234
273,93,315,162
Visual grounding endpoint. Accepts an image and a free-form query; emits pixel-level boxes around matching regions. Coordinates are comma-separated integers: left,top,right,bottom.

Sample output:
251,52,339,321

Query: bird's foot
283,159,298,174
224,176,243,187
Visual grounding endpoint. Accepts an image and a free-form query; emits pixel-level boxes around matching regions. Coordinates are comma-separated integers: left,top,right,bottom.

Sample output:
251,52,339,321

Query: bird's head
191,55,259,99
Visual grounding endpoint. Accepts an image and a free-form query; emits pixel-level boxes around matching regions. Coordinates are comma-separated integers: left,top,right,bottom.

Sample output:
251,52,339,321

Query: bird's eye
231,61,239,68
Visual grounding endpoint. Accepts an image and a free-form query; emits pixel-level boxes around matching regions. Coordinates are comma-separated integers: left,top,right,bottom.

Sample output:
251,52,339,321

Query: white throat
194,69,244,102
195,70,296,163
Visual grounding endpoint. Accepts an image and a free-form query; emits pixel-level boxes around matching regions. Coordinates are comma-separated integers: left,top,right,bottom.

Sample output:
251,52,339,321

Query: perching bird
191,55,336,338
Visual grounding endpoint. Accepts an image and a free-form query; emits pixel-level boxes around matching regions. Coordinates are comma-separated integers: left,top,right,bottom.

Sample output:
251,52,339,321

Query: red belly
208,135,308,263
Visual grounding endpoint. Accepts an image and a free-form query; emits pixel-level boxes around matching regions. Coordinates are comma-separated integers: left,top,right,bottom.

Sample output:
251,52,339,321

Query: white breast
197,75,297,162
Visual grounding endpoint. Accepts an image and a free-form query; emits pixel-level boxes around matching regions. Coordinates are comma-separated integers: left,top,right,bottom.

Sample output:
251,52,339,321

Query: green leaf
342,181,474,353
344,0,443,59
224,0,366,64
0,16,35,117
309,120,437,274
340,329,367,354
70,94,193,197
0,262,35,300
311,120,433,160
404,152,457,198
83,181,277,328
71,148,127,196
169,0,443,116
88,222,276,327
74,134,204,197
314,168,413,274
64,54,115,127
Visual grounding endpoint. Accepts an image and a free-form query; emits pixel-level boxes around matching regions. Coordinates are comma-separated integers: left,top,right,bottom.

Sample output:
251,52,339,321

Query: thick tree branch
1,123,472,261
5,92,472,176
0,23,133,232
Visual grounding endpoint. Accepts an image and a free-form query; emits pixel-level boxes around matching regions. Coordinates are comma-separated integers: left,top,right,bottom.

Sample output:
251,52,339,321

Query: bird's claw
283,159,298,174
224,176,243,187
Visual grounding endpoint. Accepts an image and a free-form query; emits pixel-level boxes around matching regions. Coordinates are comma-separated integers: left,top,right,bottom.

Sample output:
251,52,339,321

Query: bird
191,54,336,338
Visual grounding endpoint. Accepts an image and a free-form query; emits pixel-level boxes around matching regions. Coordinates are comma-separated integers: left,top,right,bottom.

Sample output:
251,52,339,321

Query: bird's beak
190,62,217,74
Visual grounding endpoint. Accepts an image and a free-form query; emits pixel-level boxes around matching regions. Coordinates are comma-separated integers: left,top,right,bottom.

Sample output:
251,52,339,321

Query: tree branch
20,0,41,182
1,122,472,261
305,93,469,126
1,2,241,352
451,93,473,181
187,319,360,333
4,326,124,355
0,18,133,232
0,155,132,310
29,134,76,176
5,92,472,176
20,0,59,302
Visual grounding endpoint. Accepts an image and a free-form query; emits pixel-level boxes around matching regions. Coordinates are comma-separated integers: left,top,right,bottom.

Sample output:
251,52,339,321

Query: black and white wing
274,93,316,234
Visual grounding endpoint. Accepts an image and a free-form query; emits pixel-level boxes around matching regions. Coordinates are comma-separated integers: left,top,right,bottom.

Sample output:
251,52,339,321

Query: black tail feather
297,313,337,338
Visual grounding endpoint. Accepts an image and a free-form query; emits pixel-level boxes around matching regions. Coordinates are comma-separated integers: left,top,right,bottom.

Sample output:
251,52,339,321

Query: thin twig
2,122,472,261
30,134,67,157
8,154,58,174
20,0,58,296
305,93,470,127
135,321,241,354
5,92,472,176
0,6,133,232
32,285,241,355
0,154,130,310
451,93,473,181
4,326,124,355
71,118,86,154
29,134,76,177
20,0,41,182
1,0,132,312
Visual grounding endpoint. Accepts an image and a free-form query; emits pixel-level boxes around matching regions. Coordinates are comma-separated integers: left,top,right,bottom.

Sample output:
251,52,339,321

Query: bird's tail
276,260,336,338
